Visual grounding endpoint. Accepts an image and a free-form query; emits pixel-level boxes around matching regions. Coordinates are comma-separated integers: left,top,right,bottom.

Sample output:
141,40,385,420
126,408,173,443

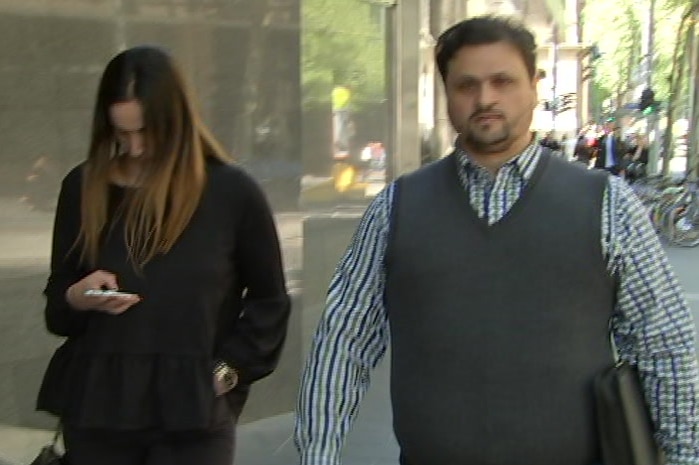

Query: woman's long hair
79,46,232,268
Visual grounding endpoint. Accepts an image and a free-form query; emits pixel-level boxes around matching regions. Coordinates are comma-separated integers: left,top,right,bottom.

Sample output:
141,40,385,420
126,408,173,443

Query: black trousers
62,417,234,465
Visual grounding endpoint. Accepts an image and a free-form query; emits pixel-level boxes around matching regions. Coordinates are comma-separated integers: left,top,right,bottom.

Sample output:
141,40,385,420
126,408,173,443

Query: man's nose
476,83,498,107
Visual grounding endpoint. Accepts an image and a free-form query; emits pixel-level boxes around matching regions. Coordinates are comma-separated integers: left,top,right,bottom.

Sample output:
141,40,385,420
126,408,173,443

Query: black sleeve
218,176,291,385
44,166,90,337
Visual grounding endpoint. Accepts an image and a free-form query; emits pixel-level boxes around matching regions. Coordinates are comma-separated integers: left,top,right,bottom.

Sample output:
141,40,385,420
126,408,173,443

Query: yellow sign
332,85,351,111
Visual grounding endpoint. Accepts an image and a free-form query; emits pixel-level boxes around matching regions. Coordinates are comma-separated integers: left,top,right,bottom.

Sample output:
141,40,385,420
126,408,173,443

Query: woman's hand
65,270,141,315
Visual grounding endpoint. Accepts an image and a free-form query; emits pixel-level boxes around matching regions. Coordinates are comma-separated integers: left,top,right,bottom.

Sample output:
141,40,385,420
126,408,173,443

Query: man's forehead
447,44,531,77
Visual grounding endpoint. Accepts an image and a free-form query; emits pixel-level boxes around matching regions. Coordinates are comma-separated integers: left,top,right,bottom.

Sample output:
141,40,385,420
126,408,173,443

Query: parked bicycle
632,175,699,247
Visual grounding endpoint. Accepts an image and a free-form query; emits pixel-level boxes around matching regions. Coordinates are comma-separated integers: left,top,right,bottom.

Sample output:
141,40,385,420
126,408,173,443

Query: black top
385,152,615,465
37,159,290,431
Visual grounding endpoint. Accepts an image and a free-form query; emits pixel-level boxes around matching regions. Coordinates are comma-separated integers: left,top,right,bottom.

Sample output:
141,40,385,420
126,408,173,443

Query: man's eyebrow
452,72,514,82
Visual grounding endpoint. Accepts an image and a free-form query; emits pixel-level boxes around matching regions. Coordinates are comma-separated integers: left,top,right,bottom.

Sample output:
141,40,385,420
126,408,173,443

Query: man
593,121,626,175
296,16,699,465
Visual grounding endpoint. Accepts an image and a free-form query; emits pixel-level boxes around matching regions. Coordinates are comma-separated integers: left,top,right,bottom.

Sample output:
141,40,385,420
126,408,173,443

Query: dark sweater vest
384,151,615,465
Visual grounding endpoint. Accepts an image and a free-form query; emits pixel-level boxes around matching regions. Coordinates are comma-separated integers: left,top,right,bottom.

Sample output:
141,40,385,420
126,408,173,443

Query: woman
36,46,290,465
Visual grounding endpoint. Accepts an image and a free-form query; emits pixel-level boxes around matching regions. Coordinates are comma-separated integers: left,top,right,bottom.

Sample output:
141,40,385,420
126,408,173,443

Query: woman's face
109,100,145,158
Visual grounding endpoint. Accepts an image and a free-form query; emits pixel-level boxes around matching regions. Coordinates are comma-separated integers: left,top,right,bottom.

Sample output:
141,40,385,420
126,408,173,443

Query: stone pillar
388,0,422,177
429,0,467,160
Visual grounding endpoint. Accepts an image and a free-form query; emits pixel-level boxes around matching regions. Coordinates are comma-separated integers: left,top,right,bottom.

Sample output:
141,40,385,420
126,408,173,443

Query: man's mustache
470,109,504,120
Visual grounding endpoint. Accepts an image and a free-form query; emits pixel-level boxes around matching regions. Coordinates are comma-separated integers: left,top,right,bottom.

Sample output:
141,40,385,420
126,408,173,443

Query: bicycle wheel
668,204,699,247
651,196,673,232
652,187,684,233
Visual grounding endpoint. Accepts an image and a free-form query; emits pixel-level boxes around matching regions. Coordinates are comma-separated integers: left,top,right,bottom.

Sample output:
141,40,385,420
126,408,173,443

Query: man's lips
473,113,503,122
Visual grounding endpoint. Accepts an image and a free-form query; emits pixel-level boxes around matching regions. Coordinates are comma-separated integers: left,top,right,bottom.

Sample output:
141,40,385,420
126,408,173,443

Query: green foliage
582,0,641,100
302,0,387,110
582,0,689,104
590,81,611,118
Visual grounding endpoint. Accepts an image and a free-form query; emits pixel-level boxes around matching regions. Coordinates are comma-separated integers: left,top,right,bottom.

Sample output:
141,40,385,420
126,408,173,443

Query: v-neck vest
384,151,615,465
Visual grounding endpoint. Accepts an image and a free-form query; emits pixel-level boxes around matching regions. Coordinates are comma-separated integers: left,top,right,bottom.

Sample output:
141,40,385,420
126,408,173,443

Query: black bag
29,427,68,465
593,329,664,465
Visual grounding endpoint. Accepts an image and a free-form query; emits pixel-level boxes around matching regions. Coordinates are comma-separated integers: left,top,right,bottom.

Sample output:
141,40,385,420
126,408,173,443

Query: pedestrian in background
37,45,291,465
573,133,593,166
295,15,698,465
538,130,561,151
594,121,627,175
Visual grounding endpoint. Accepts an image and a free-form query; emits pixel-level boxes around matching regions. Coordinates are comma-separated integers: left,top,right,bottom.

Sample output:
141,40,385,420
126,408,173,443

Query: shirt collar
454,139,542,182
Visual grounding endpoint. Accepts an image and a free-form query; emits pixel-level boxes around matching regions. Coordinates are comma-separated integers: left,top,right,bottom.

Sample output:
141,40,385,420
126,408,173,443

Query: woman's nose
127,134,144,156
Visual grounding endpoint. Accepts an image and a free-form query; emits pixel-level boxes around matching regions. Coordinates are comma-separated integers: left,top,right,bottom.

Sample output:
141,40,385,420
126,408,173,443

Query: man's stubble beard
461,121,514,154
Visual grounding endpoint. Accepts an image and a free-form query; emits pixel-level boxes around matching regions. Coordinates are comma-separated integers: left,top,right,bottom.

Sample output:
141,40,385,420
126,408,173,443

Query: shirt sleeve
217,174,291,385
294,184,393,465
607,176,699,465
44,166,90,337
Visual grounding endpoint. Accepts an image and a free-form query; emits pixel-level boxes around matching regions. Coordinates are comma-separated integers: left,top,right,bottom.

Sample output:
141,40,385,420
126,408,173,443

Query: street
665,245,699,334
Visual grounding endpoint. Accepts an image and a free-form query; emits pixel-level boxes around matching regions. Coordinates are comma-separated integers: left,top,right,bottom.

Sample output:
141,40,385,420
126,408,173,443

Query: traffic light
639,88,655,112
558,93,576,113
580,43,602,61
642,100,661,115
542,94,576,113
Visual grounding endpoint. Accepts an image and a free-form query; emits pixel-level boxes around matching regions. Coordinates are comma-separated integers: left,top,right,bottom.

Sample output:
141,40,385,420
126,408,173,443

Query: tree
687,10,699,178
302,0,387,110
583,0,699,177
582,0,643,108
582,0,690,112
660,4,696,174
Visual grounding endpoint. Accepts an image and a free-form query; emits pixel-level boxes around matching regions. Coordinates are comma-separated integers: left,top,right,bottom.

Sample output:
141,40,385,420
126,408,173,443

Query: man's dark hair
435,15,538,81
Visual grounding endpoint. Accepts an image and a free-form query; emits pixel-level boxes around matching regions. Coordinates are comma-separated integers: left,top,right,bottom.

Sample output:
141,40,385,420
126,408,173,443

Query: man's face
444,41,538,154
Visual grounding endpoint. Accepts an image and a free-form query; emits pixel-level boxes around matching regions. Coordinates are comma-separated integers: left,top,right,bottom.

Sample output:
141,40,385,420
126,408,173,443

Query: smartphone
84,289,137,298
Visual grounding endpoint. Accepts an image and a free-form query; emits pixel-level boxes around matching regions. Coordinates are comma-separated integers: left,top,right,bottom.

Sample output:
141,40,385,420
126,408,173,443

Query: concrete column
388,0,422,176
454,0,466,18
429,0,464,159
564,0,578,44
